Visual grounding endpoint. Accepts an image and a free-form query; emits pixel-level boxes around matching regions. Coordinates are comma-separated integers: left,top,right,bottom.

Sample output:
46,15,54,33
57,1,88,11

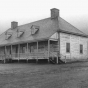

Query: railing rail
0,54,5,60
49,52,66,63
60,54,66,63
11,52,48,59
0,51,61,60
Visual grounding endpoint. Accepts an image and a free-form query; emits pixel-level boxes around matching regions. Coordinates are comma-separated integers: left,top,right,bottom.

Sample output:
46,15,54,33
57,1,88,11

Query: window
5,32,12,40
17,29,24,38
5,34,12,40
66,43,70,53
17,31,24,38
31,25,39,35
80,44,83,54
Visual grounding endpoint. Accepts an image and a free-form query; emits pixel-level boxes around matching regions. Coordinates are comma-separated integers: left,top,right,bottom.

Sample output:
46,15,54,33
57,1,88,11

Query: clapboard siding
60,33,88,61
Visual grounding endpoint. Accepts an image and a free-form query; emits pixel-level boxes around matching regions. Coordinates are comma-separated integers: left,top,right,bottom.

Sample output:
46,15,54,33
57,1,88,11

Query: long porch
0,39,60,64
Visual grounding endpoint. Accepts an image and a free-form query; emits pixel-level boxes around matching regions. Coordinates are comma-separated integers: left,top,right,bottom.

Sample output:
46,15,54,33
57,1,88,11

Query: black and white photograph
0,0,88,88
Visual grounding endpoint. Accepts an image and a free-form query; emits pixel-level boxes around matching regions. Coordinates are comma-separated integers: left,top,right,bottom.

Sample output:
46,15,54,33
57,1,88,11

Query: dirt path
0,62,88,88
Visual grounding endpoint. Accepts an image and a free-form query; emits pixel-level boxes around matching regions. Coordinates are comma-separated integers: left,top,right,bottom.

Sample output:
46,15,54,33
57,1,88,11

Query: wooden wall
60,33,88,61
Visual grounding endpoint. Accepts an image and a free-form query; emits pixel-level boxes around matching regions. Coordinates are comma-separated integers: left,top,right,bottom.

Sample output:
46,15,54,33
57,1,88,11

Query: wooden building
0,8,88,64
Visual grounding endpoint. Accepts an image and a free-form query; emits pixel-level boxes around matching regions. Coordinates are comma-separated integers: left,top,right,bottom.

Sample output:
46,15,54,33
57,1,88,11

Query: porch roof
0,17,87,46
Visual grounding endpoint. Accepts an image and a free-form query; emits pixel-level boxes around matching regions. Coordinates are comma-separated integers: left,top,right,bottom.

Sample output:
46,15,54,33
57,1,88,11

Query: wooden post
48,40,50,63
11,45,12,63
36,41,38,63
57,32,60,64
11,45,12,58
65,56,66,63
57,55,58,64
27,43,28,63
4,46,6,64
18,44,20,62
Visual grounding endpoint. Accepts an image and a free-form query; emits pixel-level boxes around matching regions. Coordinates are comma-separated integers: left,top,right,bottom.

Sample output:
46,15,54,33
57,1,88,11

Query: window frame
80,44,83,54
66,43,70,53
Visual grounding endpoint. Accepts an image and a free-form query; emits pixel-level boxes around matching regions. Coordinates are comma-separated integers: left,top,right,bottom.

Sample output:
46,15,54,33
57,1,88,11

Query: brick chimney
11,21,18,29
51,8,59,19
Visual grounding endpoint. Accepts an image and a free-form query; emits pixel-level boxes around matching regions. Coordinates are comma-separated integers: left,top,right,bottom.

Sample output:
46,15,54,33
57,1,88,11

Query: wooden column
18,44,20,62
48,39,50,63
57,54,58,64
10,45,12,63
4,46,6,63
11,45,12,59
57,32,60,64
27,43,28,62
36,41,38,63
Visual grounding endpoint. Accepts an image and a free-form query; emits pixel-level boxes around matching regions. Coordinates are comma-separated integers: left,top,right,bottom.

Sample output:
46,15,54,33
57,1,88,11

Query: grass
0,62,88,88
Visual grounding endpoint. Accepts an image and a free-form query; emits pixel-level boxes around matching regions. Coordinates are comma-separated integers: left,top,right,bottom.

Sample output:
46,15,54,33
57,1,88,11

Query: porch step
49,57,65,64
49,57,57,64
58,58,65,64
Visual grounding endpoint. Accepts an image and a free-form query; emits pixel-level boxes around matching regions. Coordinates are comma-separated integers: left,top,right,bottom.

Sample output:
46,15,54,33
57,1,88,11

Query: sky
0,0,88,34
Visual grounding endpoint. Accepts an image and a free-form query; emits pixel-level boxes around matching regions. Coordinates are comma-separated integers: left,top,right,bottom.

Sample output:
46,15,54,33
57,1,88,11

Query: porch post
11,45,12,62
4,46,6,63
36,41,38,63
57,32,60,64
48,39,50,63
27,43,28,62
18,44,20,62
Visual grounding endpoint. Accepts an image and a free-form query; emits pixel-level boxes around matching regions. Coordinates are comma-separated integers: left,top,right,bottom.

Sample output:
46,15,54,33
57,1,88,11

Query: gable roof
59,17,87,36
0,18,58,46
0,17,87,46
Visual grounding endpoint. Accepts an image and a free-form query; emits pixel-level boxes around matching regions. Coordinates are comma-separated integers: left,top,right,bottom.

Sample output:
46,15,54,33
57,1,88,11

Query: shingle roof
0,17,87,46
59,17,87,36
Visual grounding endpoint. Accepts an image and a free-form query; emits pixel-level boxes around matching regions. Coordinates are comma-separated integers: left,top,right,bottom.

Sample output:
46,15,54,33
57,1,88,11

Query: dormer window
5,32,12,40
17,29,24,38
31,25,39,35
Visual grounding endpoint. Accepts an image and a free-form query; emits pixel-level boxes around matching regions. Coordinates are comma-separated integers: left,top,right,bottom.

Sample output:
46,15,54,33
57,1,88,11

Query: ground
0,62,88,88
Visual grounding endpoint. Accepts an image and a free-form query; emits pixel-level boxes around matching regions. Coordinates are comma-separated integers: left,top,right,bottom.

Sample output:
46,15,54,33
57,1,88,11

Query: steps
49,57,65,64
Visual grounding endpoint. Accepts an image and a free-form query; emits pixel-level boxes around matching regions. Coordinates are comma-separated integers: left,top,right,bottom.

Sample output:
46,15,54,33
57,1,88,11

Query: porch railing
0,54,5,60
11,52,49,59
0,51,58,60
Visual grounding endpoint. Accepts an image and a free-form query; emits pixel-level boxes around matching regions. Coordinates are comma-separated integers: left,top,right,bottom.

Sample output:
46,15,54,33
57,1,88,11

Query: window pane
66,43,70,53
80,44,83,54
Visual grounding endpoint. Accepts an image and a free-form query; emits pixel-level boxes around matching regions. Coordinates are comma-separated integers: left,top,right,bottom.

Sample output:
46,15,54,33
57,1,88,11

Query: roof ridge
18,17,50,28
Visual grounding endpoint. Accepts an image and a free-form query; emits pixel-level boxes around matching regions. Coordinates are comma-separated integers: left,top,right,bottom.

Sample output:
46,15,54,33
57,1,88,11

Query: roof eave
0,37,50,47
58,29,88,38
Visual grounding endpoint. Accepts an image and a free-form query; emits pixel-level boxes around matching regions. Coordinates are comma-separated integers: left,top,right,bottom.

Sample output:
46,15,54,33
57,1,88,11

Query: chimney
51,8,59,19
11,21,18,29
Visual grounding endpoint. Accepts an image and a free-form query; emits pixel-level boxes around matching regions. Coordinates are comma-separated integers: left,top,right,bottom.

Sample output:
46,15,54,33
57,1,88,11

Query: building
0,8,88,64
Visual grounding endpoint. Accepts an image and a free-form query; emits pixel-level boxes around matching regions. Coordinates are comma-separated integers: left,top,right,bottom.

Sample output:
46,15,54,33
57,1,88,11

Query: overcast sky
0,0,88,34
